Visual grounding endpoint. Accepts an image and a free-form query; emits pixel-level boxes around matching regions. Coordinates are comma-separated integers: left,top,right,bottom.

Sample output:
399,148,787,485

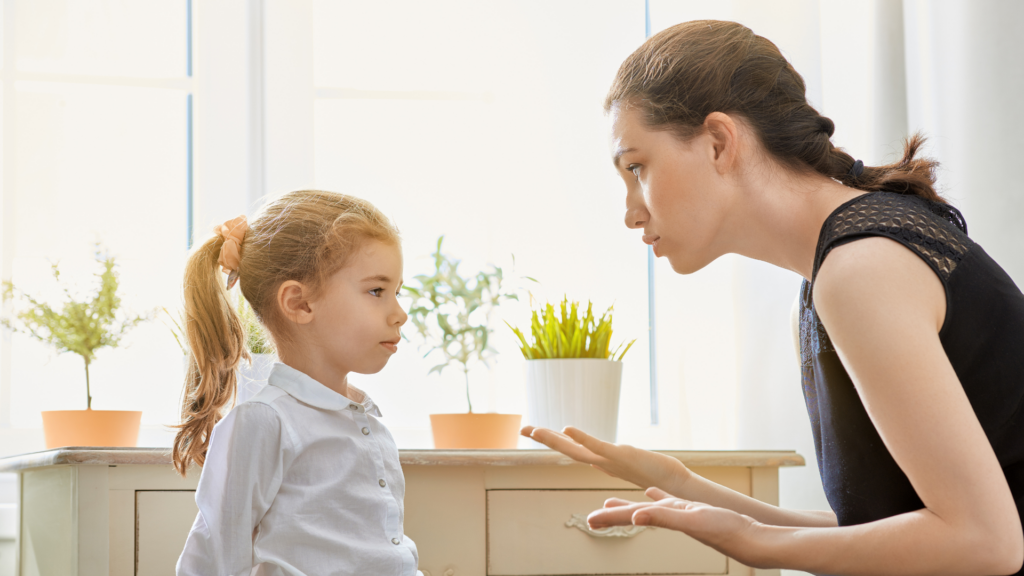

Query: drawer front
487,489,727,576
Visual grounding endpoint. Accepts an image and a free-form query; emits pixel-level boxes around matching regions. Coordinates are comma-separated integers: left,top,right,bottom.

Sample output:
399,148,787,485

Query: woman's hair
606,20,943,202
172,190,400,476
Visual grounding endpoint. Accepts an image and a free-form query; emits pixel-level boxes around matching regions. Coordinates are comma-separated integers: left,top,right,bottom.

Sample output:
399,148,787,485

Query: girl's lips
381,342,398,353
642,234,660,245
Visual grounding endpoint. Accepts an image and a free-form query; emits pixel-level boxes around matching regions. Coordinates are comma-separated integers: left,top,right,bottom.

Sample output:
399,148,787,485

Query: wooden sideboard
0,447,803,576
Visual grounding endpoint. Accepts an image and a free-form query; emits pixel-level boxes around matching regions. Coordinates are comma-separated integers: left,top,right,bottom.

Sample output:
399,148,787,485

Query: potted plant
404,237,522,449
507,298,634,442
235,293,276,404
161,292,276,405
1,248,149,449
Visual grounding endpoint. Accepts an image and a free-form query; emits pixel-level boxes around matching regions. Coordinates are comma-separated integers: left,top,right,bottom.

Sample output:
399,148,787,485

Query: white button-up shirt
177,363,420,576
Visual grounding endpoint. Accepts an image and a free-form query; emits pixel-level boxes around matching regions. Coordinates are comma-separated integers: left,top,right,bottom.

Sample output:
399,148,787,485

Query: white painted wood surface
0,448,803,576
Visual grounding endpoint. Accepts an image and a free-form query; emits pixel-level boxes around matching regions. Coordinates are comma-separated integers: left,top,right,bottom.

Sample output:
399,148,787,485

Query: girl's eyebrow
360,275,392,283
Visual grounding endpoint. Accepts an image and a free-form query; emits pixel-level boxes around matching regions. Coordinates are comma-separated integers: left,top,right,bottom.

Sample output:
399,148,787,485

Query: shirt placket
346,403,404,550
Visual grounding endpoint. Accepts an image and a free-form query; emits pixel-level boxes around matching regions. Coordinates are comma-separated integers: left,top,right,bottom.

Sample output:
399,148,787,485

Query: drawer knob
565,513,654,538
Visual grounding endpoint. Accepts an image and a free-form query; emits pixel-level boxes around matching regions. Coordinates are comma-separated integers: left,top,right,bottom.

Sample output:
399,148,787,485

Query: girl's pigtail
172,235,250,477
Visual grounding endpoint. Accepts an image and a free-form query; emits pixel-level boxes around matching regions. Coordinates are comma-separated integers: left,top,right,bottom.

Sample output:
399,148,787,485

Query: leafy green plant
404,236,522,413
1,248,149,409
507,297,635,361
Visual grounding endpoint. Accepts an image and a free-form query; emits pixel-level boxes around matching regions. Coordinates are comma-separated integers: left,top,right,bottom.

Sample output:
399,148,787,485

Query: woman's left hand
590,487,770,569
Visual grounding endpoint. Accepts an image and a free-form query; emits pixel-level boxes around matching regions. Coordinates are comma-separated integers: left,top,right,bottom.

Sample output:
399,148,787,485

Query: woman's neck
723,168,867,281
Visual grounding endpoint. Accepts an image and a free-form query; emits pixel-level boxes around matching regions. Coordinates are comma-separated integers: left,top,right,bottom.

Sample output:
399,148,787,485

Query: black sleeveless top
798,192,1024,555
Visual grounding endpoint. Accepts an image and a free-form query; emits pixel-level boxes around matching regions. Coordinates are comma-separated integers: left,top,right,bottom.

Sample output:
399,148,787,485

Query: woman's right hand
521,425,692,494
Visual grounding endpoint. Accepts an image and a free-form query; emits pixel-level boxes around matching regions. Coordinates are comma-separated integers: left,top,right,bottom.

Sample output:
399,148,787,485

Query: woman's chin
666,253,709,275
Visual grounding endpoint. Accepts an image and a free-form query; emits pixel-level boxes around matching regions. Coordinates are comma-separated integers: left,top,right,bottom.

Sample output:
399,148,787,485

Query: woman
524,20,1024,575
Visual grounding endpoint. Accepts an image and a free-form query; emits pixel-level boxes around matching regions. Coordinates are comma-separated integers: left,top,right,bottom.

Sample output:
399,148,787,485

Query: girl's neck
276,347,354,400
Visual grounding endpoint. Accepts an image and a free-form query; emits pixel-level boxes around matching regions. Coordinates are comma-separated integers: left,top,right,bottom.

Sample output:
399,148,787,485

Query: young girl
172,190,419,575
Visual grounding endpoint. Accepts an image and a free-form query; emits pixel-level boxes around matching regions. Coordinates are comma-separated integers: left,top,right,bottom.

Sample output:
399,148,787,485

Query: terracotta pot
429,413,522,449
41,410,142,449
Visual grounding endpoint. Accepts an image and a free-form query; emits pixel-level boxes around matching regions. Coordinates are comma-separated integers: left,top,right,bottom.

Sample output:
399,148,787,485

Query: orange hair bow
216,215,248,289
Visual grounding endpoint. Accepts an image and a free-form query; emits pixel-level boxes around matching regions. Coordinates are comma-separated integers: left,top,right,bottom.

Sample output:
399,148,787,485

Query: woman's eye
629,164,641,182
369,288,383,297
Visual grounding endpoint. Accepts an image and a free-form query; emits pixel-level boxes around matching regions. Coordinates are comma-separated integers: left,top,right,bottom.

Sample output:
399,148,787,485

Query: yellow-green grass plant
507,298,635,361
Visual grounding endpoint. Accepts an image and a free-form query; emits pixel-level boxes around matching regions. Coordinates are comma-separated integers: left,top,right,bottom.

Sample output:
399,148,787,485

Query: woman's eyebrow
613,146,637,169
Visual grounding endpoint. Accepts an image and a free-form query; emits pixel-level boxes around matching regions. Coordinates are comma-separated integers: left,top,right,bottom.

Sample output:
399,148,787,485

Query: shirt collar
267,362,382,416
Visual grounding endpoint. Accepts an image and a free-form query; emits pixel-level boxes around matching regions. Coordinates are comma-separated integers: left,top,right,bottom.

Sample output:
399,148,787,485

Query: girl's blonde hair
172,190,400,476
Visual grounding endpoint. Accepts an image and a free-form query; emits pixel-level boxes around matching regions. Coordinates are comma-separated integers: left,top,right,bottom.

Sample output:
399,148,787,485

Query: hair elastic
849,159,865,178
215,215,248,289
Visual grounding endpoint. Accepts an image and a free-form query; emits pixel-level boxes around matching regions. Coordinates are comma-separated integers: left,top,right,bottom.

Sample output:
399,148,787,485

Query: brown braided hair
606,20,944,202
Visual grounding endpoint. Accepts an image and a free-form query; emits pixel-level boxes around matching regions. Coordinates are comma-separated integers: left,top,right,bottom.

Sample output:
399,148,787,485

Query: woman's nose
624,204,648,229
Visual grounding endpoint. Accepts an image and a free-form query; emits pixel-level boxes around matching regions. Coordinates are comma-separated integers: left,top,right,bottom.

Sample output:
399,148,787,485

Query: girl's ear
277,280,314,325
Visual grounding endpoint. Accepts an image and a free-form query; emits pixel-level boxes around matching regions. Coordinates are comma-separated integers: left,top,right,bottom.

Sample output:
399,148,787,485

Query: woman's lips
642,234,662,256
381,341,399,353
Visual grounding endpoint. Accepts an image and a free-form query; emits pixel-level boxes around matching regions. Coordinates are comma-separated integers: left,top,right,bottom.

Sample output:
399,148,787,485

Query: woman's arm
589,237,1023,576
524,425,837,528
177,402,289,576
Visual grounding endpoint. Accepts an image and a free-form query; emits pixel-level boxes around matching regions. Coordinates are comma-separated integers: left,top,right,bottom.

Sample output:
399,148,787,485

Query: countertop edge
0,447,805,472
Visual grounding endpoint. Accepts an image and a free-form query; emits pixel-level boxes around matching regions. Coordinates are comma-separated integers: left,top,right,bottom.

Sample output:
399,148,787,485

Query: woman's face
610,104,734,274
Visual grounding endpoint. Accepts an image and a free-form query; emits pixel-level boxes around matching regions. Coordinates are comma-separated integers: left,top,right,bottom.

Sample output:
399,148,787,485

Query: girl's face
610,104,734,274
306,239,407,375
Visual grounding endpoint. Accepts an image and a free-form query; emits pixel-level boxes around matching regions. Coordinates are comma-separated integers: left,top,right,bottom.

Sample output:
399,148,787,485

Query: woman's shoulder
814,191,973,283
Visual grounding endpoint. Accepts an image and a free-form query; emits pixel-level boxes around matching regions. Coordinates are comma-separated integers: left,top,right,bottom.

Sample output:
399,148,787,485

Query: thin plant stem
84,358,92,410
464,369,473,414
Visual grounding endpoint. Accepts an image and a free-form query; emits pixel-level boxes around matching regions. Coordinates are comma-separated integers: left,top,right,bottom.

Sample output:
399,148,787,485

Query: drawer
486,489,727,575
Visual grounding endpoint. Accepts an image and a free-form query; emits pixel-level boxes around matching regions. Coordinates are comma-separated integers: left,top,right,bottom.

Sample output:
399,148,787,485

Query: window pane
313,0,654,445
15,0,187,78
10,81,186,428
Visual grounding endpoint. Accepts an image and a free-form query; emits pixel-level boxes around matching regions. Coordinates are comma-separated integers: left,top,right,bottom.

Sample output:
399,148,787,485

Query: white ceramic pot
237,353,277,404
525,359,623,443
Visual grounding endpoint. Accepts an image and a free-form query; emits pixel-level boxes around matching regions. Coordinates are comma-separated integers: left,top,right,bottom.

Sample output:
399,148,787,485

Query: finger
632,505,689,529
603,497,634,508
527,427,604,465
587,502,647,528
520,425,535,437
562,426,614,456
646,486,672,501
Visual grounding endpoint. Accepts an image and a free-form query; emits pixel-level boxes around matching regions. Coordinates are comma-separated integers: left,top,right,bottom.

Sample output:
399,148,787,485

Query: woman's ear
277,280,314,325
703,111,740,174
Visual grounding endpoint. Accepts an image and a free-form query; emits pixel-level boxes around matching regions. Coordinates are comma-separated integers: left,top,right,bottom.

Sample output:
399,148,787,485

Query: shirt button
392,538,400,545
379,479,387,487
348,404,359,410
361,427,370,435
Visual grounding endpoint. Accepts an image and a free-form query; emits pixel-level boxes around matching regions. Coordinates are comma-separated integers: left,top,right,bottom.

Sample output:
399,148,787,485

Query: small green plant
236,293,274,355
161,293,273,358
404,236,521,413
507,297,635,361
1,248,149,409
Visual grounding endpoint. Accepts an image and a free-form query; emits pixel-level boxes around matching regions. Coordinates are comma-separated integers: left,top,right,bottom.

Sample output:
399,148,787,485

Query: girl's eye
629,164,641,182
369,288,383,297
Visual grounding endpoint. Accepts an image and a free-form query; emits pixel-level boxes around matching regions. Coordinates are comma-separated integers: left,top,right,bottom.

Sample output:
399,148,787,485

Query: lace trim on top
812,192,971,282
800,192,973,363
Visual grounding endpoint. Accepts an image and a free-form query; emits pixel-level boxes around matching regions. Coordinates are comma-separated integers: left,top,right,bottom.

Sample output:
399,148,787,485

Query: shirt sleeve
177,402,289,576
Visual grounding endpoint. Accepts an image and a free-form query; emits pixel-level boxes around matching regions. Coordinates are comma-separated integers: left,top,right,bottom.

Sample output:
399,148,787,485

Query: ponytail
820,133,943,203
172,235,249,477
